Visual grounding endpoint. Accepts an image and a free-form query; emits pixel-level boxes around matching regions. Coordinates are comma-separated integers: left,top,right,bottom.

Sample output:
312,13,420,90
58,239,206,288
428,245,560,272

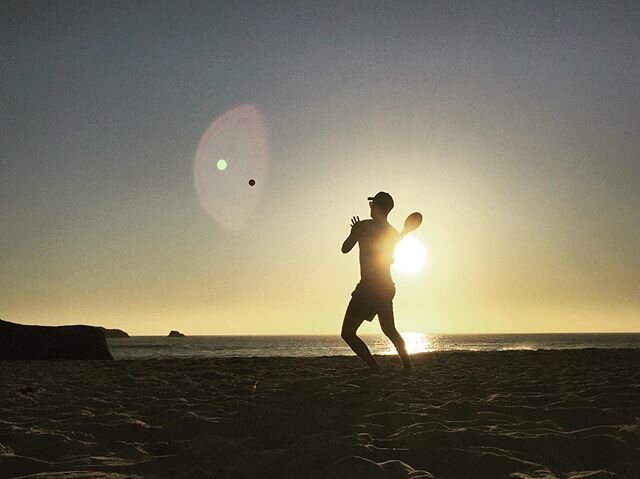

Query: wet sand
1,349,639,478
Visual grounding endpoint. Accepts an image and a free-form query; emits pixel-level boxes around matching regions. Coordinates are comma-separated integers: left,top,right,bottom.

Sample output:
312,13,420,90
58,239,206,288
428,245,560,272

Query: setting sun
393,237,427,274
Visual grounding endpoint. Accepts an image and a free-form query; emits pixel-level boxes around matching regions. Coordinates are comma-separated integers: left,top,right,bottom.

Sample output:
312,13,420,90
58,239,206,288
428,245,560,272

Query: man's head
368,191,394,219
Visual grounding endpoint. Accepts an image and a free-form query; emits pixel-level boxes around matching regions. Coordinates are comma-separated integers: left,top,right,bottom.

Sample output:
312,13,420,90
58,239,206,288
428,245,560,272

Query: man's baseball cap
367,191,394,213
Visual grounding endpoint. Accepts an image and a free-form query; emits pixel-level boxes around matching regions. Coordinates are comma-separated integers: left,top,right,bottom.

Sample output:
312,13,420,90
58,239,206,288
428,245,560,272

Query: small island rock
168,330,186,337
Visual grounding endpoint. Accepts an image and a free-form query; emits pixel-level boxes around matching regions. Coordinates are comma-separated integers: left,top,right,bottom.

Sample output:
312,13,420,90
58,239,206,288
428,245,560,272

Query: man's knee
341,319,358,342
381,325,402,342
341,327,356,342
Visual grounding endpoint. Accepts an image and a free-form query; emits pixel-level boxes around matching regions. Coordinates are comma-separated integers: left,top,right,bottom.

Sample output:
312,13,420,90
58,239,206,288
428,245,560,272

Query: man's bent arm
341,231,358,254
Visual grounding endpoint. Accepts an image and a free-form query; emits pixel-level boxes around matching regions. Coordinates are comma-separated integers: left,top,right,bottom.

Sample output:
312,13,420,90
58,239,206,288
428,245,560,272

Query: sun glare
393,237,427,273
385,332,431,355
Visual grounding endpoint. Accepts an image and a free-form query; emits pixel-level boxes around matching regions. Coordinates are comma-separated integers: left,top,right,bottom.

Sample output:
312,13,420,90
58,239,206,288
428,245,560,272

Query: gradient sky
2,1,639,334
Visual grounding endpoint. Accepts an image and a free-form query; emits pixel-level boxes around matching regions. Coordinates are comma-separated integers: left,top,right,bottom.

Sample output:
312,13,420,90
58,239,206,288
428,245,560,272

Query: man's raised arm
341,216,361,254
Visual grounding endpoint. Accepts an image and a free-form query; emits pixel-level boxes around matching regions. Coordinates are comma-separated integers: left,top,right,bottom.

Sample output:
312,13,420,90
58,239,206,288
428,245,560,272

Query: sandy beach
1,349,639,479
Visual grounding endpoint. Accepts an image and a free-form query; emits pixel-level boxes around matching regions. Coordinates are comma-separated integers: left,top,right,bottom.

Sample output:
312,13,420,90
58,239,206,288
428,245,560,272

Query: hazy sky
2,1,639,334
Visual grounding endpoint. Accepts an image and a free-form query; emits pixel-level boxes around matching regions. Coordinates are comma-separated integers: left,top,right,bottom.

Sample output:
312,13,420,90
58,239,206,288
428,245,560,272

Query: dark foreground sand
1,349,639,479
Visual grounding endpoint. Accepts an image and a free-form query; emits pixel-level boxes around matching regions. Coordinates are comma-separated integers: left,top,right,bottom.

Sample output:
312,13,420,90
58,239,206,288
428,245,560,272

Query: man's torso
356,220,400,285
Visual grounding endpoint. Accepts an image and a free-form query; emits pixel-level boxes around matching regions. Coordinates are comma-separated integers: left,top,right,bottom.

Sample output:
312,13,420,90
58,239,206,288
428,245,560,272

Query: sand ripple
1,349,639,478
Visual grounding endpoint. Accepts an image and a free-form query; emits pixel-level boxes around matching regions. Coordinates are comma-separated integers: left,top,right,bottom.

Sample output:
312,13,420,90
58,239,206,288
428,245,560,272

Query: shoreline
1,349,639,478
105,334,640,360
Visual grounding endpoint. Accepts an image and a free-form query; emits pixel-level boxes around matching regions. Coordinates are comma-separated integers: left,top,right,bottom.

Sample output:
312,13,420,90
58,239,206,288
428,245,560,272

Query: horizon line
111,331,640,337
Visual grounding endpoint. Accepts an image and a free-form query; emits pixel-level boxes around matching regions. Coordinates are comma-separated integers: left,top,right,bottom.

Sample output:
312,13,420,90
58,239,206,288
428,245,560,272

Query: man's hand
350,216,361,228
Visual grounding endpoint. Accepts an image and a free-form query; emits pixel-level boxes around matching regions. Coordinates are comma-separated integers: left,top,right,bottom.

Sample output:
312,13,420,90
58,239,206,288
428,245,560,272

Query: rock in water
168,330,186,337
0,319,113,360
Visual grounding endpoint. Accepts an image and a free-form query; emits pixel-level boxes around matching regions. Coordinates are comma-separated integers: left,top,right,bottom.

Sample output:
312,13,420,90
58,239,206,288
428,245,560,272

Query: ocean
107,333,640,359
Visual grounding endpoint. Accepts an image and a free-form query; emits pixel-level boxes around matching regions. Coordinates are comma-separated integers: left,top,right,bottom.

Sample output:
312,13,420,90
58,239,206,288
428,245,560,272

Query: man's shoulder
352,219,374,237
354,219,374,228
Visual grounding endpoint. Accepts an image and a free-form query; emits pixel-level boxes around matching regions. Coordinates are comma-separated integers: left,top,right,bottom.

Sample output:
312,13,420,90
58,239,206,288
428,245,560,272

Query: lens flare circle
194,105,268,230
393,237,427,274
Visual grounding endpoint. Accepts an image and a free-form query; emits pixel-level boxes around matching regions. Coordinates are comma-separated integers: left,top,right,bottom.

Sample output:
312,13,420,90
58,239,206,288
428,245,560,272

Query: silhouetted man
341,192,410,372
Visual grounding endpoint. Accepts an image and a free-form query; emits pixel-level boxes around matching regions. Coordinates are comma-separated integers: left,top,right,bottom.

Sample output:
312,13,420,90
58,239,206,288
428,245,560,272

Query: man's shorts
345,281,396,322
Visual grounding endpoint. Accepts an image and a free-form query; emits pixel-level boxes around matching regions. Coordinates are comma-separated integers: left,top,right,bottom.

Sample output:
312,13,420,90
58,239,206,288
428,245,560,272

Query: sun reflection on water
384,332,432,355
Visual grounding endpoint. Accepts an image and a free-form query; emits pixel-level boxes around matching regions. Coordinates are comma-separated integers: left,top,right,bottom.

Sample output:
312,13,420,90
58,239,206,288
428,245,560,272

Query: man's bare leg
341,314,382,372
379,307,411,370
